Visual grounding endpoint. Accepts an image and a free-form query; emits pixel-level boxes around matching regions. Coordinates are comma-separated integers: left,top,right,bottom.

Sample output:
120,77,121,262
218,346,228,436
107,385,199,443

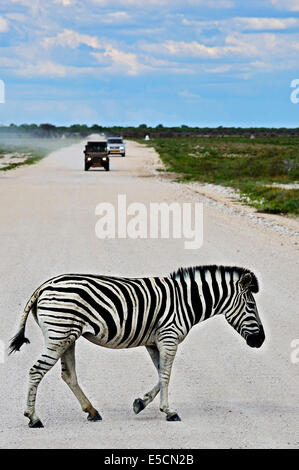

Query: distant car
84,141,109,171
107,137,126,157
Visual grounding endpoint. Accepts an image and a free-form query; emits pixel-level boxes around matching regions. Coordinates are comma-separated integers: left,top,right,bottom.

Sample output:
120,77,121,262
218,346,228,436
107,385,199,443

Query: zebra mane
170,265,259,293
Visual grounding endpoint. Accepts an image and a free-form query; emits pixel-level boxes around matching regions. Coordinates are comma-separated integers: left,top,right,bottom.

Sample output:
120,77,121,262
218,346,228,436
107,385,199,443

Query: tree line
1,123,299,138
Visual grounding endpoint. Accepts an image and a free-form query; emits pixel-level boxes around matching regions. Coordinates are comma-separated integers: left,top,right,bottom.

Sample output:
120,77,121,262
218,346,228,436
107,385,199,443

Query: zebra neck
173,275,214,329
172,267,235,327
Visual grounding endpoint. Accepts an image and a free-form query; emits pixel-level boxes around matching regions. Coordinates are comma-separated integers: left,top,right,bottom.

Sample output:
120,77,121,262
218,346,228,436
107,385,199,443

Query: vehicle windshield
86,142,107,151
108,138,123,144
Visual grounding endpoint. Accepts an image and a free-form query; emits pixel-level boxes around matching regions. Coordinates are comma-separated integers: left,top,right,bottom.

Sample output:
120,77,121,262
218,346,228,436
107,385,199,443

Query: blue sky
0,0,298,127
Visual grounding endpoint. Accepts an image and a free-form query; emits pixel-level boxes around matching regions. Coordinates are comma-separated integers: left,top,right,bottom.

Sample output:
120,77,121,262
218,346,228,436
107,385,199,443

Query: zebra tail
9,288,40,355
8,327,30,355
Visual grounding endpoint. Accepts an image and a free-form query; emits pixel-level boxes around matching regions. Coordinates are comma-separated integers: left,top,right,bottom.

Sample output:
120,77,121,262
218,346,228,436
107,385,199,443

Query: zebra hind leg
24,335,77,428
133,345,160,415
61,343,102,422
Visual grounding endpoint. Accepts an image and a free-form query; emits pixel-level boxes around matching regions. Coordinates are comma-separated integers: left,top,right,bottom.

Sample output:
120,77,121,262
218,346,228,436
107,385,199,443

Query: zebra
9,265,265,428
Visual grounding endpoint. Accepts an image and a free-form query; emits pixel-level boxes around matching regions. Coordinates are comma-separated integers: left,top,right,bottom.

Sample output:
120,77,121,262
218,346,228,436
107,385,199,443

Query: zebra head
225,271,265,348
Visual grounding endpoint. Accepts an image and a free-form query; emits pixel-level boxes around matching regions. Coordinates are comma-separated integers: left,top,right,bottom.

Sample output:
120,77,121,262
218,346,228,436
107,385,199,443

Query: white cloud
101,11,131,23
43,29,102,49
142,40,222,58
203,64,232,73
0,16,9,32
92,47,150,75
105,47,148,75
140,31,299,66
234,17,299,30
182,16,299,32
141,39,257,59
11,58,96,77
271,0,299,11
3,1,299,82
54,0,72,5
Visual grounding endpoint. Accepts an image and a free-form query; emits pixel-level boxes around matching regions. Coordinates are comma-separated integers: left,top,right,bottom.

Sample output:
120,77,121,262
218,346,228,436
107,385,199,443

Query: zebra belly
82,331,156,349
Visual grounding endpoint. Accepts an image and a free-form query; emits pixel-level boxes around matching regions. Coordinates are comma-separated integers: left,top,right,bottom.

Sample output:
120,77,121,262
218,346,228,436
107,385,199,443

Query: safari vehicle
107,136,126,157
84,141,109,171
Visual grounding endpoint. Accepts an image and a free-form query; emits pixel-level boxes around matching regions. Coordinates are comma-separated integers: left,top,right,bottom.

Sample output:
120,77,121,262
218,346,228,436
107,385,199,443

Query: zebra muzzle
246,326,265,348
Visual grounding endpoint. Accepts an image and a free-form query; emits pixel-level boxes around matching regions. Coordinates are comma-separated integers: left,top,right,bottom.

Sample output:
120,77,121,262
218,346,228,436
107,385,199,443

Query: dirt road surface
0,138,298,449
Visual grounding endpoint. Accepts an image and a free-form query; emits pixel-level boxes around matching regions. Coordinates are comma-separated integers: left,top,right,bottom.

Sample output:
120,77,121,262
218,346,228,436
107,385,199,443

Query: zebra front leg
24,340,72,428
157,341,181,422
61,343,102,422
133,345,160,414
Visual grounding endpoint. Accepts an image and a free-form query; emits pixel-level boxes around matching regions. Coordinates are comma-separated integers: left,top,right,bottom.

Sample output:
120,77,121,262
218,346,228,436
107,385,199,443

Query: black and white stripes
10,264,265,427
36,273,177,348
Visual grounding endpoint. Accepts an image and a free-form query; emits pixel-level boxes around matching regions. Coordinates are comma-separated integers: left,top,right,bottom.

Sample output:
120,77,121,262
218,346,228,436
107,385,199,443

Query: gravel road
0,138,298,449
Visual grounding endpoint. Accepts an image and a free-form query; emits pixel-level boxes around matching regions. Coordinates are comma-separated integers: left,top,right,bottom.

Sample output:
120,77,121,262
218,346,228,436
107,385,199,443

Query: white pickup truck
107,136,126,157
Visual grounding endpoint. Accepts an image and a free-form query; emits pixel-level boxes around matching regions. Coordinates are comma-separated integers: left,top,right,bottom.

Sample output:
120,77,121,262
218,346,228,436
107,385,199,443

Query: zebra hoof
29,419,44,428
166,413,181,422
133,398,145,414
87,412,102,422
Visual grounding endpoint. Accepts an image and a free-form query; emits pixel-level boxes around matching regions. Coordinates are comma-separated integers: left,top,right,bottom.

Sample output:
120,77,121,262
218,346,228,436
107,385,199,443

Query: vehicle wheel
84,162,89,171
105,164,110,171
122,153,126,157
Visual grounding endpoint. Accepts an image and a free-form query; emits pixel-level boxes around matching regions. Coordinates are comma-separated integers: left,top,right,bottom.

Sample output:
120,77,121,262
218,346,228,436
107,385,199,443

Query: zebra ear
239,273,252,290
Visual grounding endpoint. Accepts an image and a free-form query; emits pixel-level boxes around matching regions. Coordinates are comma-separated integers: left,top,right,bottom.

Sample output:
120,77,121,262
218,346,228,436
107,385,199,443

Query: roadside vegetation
145,136,299,216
